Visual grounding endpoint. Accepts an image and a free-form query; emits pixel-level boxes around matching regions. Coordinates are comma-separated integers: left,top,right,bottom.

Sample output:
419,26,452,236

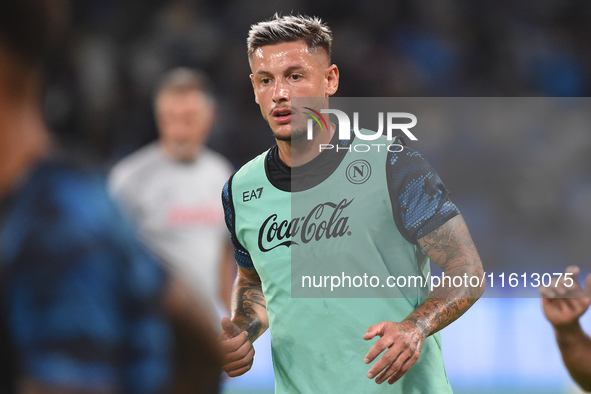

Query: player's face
249,41,339,141
156,90,214,162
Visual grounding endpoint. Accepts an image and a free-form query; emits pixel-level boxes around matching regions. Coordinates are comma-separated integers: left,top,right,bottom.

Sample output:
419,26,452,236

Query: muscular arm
230,266,269,343
409,213,486,337
219,177,268,377
364,214,485,384
218,265,268,377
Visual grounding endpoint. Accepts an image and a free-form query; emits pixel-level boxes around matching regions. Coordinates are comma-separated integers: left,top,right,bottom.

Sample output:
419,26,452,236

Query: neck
277,123,335,167
0,95,51,199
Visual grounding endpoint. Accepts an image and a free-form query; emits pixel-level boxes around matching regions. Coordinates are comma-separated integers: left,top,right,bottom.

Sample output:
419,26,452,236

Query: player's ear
326,64,339,96
249,74,259,104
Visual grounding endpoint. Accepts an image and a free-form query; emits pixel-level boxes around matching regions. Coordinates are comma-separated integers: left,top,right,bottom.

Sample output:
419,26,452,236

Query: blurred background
43,0,591,393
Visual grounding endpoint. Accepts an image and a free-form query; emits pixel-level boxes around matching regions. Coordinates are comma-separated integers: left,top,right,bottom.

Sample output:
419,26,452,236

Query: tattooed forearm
230,269,268,342
409,214,486,338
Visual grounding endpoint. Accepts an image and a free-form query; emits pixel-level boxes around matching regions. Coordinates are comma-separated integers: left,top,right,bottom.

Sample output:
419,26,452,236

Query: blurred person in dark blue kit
0,1,221,393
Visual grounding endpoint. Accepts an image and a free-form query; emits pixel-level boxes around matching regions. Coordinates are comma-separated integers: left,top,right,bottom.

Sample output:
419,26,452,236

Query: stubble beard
273,124,308,142
269,111,308,142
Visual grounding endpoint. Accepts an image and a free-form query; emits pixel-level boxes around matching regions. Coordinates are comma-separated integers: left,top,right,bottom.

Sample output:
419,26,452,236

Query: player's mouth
272,108,292,124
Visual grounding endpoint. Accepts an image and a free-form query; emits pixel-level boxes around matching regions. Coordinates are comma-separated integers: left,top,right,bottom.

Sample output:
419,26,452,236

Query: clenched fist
218,317,255,377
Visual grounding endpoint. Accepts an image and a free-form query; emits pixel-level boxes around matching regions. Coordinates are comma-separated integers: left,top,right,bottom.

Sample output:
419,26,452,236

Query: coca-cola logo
258,199,353,252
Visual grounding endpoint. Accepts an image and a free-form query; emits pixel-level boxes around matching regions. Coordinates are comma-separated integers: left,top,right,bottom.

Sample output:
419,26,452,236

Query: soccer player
110,68,235,324
541,265,591,391
0,2,221,393
219,14,486,393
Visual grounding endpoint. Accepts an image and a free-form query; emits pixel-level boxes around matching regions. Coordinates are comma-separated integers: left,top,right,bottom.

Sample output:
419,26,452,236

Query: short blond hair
247,14,332,62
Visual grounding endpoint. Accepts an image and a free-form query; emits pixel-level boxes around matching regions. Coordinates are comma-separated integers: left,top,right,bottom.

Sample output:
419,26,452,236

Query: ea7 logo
243,187,263,202
306,109,417,141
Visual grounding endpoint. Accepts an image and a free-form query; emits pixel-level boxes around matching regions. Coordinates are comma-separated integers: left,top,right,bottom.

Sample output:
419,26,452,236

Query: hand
218,317,255,377
540,266,591,330
363,321,425,385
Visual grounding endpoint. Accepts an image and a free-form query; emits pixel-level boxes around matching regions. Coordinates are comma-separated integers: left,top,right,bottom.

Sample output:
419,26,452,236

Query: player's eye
289,74,302,81
260,78,271,85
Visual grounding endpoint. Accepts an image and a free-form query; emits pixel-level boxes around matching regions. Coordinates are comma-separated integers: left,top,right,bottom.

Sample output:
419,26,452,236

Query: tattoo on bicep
412,216,485,335
418,216,479,274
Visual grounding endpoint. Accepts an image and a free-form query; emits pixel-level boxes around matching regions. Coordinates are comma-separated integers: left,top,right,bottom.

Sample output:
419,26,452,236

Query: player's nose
272,80,290,103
